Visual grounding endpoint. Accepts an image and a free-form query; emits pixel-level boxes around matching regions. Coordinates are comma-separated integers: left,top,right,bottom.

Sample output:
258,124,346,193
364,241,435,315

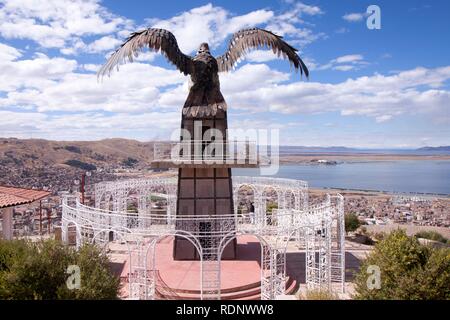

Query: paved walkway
109,239,373,299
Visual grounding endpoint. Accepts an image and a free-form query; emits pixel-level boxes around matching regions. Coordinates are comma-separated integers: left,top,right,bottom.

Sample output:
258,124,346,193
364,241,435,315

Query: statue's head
198,43,210,54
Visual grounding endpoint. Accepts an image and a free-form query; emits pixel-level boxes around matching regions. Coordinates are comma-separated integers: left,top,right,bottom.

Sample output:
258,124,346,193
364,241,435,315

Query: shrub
127,203,138,213
0,239,120,299
64,160,96,171
297,289,338,300
122,157,139,167
266,202,278,214
0,239,28,272
345,212,361,233
64,145,82,154
353,229,450,300
57,244,120,299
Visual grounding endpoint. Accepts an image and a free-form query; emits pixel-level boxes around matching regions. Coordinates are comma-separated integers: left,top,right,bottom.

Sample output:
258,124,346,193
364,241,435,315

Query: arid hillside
0,138,155,170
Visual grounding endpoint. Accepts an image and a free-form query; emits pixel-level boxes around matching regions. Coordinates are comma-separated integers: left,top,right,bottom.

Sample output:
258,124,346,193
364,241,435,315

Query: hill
416,146,450,152
0,138,155,171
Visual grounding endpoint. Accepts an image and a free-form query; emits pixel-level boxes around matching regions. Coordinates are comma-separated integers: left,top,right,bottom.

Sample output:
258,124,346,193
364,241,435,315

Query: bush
345,212,361,233
122,157,139,167
0,239,120,299
127,203,138,213
0,239,28,272
266,202,278,214
297,289,338,300
415,231,449,244
64,160,96,171
64,145,82,154
353,229,450,300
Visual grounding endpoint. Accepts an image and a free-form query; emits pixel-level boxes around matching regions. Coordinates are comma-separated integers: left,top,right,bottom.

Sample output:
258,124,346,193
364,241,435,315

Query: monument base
174,166,237,260
155,236,298,300
173,237,237,260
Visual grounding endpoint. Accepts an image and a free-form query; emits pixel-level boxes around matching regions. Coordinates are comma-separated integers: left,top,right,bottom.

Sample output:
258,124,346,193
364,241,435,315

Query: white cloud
148,2,323,54
0,52,77,91
0,62,185,112
0,0,132,52
149,4,273,54
220,66,450,124
265,2,325,46
220,9,274,35
0,2,448,146
0,42,22,61
0,2,322,59
375,115,392,123
2,40,449,126
317,54,367,72
294,2,323,16
0,41,186,112
342,13,365,22
85,36,122,53
333,65,354,71
134,52,157,62
0,110,47,132
244,50,281,63
82,64,101,72
334,54,364,64
220,64,290,93
0,110,180,140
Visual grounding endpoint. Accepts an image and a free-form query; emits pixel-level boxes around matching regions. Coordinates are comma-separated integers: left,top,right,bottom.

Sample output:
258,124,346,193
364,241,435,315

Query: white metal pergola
62,176,345,300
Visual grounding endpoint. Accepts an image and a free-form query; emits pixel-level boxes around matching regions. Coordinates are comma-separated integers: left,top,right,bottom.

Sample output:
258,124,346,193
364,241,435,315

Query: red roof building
0,186,51,209
0,186,51,240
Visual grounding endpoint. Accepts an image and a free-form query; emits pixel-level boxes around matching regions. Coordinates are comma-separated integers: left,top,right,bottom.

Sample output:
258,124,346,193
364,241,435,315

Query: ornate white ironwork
154,141,259,163
62,176,345,300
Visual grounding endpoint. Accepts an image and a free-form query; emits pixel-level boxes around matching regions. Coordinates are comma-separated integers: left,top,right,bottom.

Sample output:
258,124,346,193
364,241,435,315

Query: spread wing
98,28,193,78
216,28,309,77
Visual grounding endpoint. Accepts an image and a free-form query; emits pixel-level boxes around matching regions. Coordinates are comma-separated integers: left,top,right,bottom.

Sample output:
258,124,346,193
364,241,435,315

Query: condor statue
99,27,309,260
98,27,308,117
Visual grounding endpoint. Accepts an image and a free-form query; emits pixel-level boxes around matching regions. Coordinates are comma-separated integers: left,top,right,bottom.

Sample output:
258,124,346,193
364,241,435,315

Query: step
156,284,261,300
156,276,296,300
171,280,261,295
235,276,296,300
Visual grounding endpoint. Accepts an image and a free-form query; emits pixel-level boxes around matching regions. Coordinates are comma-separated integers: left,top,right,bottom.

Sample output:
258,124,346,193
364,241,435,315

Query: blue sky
0,0,449,147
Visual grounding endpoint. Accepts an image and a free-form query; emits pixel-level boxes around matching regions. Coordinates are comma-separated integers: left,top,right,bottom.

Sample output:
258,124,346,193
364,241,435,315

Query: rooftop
0,186,51,209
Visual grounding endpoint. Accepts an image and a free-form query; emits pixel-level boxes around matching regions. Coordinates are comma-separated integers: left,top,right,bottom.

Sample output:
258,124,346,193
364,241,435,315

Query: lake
233,160,450,195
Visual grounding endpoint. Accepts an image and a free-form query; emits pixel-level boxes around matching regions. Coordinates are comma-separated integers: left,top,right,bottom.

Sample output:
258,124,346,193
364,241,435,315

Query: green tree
345,212,361,233
57,244,120,299
0,239,120,299
266,202,278,214
353,229,450,300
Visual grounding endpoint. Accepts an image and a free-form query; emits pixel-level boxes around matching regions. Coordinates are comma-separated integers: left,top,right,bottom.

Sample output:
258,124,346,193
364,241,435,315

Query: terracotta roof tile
0,186,51,209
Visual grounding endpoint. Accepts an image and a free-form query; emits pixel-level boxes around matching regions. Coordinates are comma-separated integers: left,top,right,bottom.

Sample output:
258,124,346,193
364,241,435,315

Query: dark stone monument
98,27,308,260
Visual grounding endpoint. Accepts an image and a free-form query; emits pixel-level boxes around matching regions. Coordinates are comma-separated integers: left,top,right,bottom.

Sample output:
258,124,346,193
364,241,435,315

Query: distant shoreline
309,187,449,199
138,170,450,198
279,154,450,163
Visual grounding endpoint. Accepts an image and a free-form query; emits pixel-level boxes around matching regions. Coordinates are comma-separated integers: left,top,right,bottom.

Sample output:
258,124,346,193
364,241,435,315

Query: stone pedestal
173,110,237,260
173,166,236,260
